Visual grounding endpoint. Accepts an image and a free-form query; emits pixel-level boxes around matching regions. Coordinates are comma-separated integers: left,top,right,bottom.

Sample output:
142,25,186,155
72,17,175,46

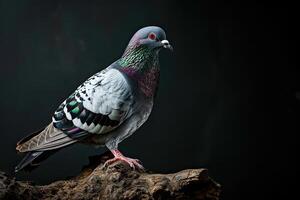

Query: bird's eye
148,32,156,40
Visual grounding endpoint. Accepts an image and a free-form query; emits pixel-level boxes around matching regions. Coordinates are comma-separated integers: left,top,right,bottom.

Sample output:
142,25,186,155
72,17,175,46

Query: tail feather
15,150,60,172
15,151,43,172
15,123,88,172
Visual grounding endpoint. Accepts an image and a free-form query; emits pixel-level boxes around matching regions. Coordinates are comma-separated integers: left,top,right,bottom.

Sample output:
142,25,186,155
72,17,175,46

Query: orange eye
148,32,156,40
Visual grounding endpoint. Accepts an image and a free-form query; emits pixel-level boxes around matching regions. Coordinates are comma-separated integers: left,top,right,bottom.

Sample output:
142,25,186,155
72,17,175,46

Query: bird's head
127,26,173,52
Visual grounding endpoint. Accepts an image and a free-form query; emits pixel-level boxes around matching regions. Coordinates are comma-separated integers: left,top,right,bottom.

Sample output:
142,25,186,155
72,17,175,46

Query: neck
118,44,160,98
119,45,156,68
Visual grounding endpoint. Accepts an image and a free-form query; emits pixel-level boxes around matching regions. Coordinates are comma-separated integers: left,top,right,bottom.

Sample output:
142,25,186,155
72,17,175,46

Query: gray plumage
15,26,172,172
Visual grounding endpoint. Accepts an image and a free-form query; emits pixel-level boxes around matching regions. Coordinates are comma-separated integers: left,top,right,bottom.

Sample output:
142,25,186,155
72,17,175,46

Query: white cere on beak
161,40,169,46
161,40,173,51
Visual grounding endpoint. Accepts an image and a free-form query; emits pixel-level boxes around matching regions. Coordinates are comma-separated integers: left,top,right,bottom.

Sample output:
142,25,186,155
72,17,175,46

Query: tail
15,151,42,172
15,123,87,172
15,150,59,172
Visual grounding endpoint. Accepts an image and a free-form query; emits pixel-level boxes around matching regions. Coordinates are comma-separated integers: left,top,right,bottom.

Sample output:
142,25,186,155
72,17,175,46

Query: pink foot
104,150,144,170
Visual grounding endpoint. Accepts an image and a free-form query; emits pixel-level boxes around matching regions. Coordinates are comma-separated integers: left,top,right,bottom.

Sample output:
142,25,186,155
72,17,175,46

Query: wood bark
0,152,221,200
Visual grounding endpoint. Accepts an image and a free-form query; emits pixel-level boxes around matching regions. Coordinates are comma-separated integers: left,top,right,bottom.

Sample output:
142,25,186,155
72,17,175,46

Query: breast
132,97,154,131
138,67,160,98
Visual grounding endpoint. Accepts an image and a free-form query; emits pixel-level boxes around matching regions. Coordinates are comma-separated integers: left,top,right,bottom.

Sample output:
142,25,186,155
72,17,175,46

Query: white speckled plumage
65,67,134,134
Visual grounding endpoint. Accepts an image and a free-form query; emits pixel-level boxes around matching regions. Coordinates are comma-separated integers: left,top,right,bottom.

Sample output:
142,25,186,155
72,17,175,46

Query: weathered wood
0,152,221,200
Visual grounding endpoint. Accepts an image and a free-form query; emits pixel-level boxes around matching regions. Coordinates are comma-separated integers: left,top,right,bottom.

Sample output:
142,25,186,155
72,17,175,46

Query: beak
161,40,173,51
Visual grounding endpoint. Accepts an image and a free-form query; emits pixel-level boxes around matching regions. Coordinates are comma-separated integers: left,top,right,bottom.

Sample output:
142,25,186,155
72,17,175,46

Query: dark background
0,0,297,199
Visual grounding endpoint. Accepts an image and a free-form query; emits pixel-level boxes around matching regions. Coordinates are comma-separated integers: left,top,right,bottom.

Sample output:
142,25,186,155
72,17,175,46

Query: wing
17,67,133,153
16,122,87,152
15,122,87,171
53,67,134,135
15,66,134,171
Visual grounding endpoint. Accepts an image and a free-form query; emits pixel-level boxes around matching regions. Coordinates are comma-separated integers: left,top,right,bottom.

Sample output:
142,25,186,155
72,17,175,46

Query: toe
104,157,117,166
104,155,144,171
131,160,144,170
134,159,142,164
127,160,135,169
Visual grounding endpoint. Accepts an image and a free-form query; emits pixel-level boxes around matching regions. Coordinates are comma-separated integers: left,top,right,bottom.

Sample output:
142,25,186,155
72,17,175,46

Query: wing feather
53,68,134,135
16,123,86,152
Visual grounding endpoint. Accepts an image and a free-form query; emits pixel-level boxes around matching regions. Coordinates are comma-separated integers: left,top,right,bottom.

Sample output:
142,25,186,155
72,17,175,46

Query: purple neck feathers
120,66,160,98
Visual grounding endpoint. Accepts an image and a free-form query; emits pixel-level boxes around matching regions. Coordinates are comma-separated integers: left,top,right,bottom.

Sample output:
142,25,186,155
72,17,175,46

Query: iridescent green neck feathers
118,45,158,70
118,44,160,98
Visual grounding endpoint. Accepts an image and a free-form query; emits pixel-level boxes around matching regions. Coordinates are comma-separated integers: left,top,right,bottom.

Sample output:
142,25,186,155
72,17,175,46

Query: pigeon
15,26,172,172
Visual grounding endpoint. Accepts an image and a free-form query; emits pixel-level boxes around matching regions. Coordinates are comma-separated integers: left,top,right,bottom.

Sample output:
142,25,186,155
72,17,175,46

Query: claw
104,150,144,171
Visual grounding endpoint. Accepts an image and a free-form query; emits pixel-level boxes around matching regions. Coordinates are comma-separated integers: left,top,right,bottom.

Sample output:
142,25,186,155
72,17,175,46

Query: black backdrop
0,1,297,199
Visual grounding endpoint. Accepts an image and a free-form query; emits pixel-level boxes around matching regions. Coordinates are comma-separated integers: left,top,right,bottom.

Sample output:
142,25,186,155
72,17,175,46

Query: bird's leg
104,139,144,170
